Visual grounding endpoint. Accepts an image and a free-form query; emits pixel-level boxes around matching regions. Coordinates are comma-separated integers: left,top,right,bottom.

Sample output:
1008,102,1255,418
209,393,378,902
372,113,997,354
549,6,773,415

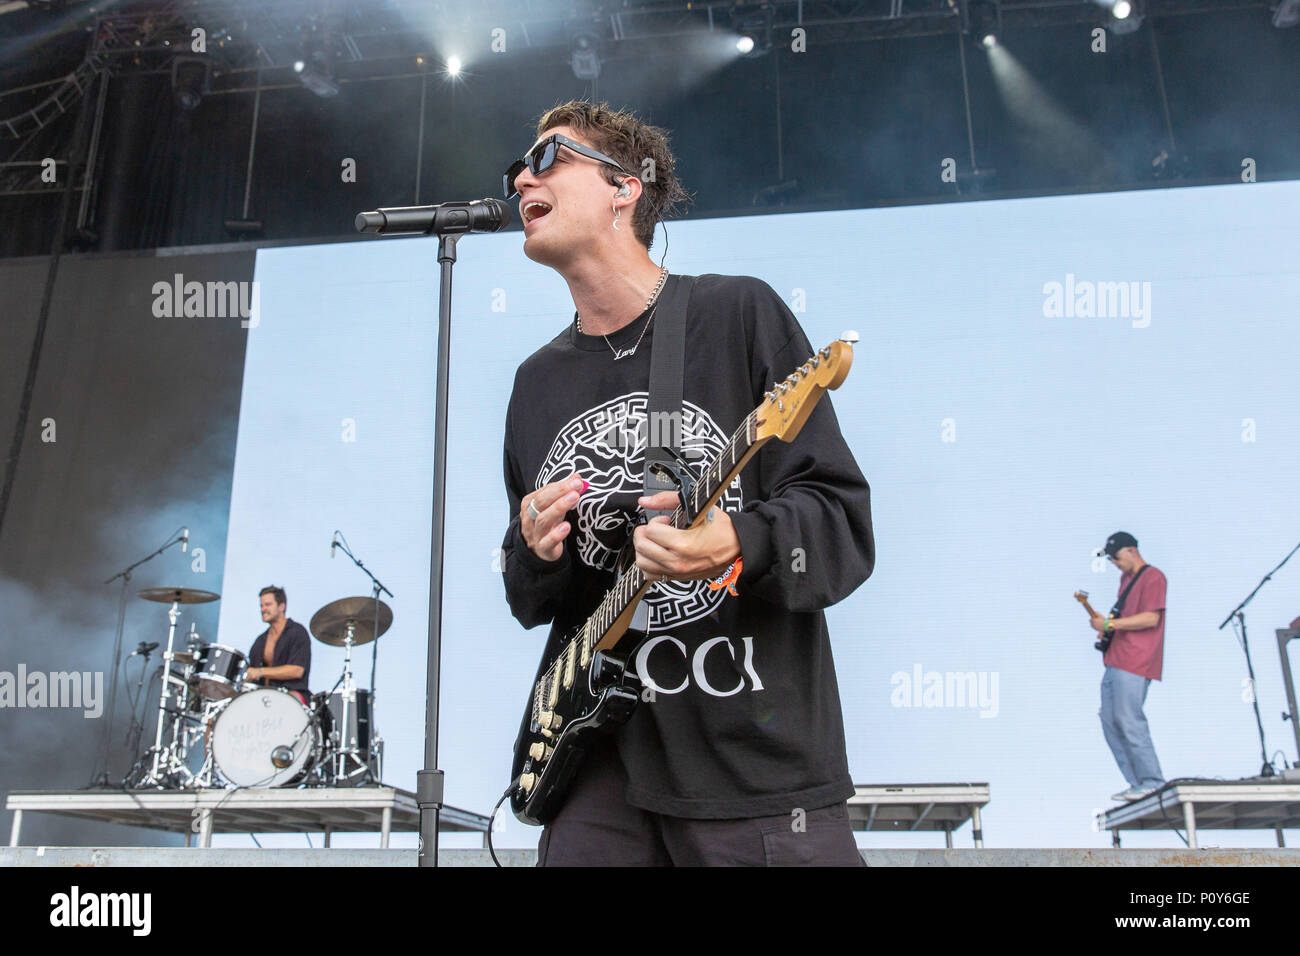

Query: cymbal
137,587,221,605
309,596,393,647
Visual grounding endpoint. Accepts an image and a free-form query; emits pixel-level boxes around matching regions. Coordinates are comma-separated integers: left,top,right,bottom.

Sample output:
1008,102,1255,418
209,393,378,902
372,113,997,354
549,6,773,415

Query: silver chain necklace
577,268,669,361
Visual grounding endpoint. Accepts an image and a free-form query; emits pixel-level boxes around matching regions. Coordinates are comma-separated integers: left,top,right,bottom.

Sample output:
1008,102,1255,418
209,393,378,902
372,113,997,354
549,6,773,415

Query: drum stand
333,623,367,785
135,599,194,789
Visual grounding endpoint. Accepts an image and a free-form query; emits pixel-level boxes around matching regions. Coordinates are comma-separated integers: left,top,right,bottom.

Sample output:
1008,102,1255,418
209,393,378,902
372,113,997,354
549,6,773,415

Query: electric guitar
509,333,859,825
1073,590,1114,652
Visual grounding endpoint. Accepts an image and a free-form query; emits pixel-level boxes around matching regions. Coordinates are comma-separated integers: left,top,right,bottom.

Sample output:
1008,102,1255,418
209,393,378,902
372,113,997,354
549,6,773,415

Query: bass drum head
211,687,319,787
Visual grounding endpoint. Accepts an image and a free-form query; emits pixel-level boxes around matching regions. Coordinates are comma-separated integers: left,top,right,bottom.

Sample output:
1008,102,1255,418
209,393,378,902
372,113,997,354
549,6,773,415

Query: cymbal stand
331,532,392,785
136,599,193,788
334,622,363,784
91,526,188,787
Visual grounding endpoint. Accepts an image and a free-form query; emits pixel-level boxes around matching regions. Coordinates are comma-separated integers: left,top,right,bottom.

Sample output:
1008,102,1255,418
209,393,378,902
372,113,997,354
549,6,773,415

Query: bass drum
210,687,321,787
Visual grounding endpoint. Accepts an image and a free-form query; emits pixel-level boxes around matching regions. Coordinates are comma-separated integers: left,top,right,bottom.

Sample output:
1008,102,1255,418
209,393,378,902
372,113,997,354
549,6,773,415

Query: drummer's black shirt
249,618,312,695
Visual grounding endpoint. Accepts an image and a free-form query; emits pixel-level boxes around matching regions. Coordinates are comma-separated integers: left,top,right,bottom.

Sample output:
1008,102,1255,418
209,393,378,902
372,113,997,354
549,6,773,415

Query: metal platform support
848,783,990,847
6,788,490,849
1103,777,1300,848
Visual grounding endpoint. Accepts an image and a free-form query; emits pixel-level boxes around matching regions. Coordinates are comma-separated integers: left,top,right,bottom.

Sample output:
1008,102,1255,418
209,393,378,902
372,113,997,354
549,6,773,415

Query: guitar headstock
1073,591,1089,603
755,333,856,443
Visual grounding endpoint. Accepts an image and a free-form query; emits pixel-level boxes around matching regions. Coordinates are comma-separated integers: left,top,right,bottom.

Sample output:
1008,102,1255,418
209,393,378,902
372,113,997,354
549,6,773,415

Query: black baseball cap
1104,531,1138,557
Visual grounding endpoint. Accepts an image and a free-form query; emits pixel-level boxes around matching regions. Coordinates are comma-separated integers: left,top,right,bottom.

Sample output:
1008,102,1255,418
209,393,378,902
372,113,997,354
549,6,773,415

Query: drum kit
122,587,393,791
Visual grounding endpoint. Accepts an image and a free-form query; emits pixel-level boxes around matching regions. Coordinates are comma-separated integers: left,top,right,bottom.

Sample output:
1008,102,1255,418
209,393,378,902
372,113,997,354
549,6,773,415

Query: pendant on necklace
612,346,637,360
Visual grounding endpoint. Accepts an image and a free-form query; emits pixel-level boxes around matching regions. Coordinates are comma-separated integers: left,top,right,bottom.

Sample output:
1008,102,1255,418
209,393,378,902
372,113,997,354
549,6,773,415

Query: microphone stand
355,199,508,866
1218,539,1300,778
413,231,459,867
333,533,393,785
90,529,188,788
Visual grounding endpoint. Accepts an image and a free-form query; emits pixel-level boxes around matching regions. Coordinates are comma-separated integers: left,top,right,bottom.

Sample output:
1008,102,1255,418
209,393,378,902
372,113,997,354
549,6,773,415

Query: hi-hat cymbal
137,587,221,605
309,597,393,647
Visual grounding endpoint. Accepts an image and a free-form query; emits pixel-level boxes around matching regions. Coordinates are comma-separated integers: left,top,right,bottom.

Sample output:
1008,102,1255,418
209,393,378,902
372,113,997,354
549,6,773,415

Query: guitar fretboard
533,408,759,718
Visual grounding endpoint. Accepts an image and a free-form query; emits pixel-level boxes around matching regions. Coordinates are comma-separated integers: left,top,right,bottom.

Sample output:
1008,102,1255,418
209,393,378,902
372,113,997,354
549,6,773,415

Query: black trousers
536,739,865,867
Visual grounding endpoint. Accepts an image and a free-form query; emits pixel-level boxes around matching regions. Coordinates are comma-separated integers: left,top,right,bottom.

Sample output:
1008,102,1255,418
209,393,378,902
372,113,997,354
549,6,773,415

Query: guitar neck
1077,595,1102,619
585,409,766,655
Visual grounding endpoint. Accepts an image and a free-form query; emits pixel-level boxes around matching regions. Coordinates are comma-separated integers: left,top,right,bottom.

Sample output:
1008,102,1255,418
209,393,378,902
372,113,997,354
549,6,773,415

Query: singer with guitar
1089,532,1167,802
498,102,874,866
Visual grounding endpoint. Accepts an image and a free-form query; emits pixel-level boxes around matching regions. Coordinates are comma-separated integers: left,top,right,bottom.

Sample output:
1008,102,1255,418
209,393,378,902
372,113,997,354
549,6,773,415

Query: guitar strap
1110,564,1151,619
631,273,696,632
644,273,696,509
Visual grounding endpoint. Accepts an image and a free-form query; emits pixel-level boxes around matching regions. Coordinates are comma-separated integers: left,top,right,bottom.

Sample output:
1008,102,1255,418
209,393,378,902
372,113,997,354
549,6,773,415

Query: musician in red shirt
1091,532,1167,801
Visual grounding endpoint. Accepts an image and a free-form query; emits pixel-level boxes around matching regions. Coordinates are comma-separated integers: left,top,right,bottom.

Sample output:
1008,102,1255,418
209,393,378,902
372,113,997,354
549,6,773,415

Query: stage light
570,32,601,80
963,0,1002,49
1108,0,1144,33
1273,0,1300,27
446,55,462,76
293,60,305,73
224,218,264,238
171,56,211,111
732,7,773,57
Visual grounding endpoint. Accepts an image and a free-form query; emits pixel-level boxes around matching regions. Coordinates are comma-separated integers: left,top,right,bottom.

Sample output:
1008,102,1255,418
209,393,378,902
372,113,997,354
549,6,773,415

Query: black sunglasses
503,133,632,199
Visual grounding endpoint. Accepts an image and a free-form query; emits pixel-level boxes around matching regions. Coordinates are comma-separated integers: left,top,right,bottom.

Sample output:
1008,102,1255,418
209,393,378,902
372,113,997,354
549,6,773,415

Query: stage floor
3,847,1299,867
6,787,491,848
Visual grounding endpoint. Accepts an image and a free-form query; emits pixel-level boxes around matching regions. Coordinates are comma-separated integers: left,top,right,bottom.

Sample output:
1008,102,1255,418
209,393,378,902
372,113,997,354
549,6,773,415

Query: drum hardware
133,595,196,789
93,525,203,788
309,594,393,788
123,642,159,774
126,589,221,790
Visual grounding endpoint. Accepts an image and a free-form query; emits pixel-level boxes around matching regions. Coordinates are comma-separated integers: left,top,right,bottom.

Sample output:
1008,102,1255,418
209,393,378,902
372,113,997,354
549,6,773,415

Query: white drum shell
210,687,319,787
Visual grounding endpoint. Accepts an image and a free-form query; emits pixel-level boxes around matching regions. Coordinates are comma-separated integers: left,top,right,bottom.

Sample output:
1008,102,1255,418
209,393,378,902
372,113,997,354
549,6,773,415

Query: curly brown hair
535,101,691,251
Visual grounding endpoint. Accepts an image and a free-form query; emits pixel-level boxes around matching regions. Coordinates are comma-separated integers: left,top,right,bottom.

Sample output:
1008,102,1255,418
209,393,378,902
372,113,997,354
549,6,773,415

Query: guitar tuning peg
839,330,860,344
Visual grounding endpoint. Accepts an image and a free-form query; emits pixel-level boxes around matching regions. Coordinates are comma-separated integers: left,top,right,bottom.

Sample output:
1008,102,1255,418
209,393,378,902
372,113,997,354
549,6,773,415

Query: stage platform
1102,776,1300,849
5,788,491,849
848,782,989,847
3,847,1298,867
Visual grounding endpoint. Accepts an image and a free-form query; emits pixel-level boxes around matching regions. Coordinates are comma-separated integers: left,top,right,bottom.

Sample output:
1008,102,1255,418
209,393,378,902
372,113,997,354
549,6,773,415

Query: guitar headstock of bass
755,332,857,443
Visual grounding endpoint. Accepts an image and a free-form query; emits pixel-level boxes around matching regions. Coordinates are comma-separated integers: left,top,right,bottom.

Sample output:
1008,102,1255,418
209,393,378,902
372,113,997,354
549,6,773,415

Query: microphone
330,532,338,560
270,745,295,769
130,642,159,657
180,527,189,553
355,199,511,237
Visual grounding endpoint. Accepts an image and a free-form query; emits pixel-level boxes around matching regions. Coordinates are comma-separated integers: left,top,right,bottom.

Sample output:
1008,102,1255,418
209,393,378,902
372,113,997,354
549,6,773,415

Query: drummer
245,586,311,705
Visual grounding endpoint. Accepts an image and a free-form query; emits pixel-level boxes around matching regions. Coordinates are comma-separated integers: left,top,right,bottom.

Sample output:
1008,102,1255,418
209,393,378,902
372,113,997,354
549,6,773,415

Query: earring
612,201,622,231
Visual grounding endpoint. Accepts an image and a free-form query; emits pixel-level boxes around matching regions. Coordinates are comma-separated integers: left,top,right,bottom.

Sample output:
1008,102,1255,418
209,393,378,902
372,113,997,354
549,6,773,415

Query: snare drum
209,687,321,787
193,643,246,700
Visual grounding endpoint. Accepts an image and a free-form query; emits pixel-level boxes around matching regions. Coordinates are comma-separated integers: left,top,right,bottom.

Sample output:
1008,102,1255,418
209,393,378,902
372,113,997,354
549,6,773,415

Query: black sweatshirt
500,273,874,819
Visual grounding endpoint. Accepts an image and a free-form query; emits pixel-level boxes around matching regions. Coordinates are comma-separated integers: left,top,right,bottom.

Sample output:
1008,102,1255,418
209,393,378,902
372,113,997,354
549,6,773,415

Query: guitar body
507,336,858,826
510,546,648,826
1073,590,1113,653
508,642,641,826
